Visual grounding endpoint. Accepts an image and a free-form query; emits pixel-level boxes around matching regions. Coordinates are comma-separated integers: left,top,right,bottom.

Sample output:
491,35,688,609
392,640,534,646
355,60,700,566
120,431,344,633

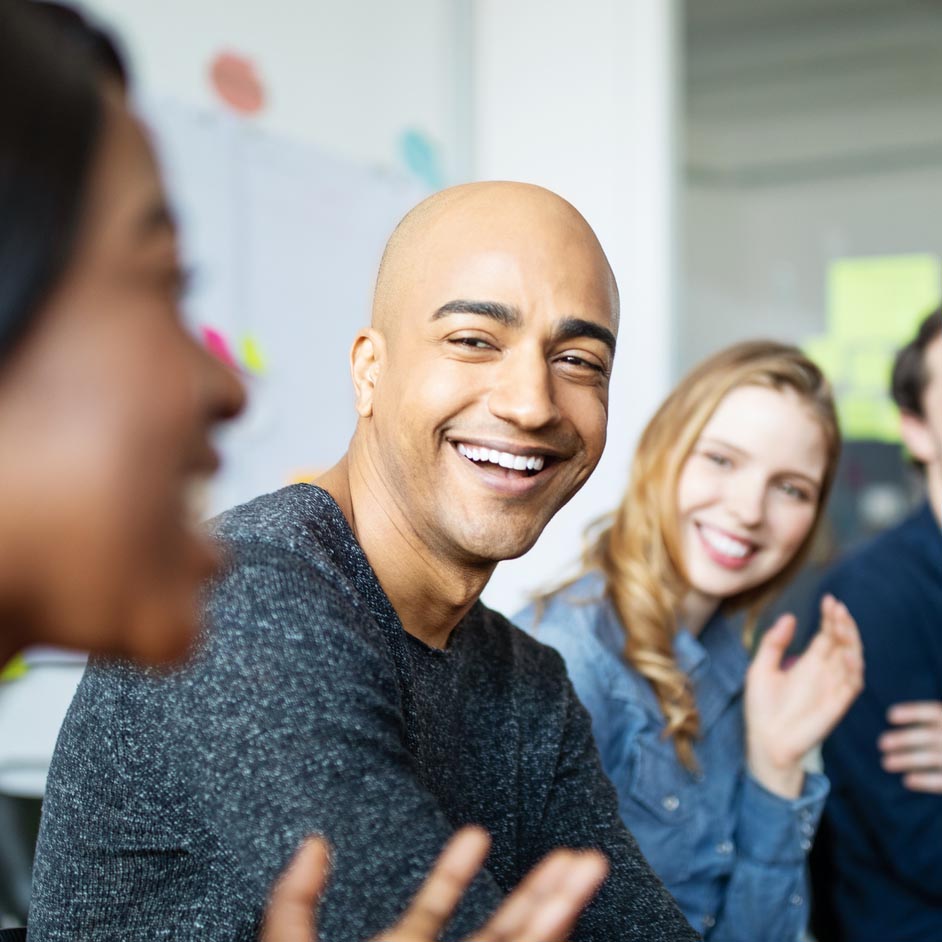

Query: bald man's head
345,181,620,569
372,182,618,341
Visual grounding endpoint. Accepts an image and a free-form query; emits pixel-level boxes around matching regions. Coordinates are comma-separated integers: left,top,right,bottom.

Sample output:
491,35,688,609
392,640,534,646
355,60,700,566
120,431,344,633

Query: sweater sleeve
708,771,827,941
524,667,700,942
165,545,506,941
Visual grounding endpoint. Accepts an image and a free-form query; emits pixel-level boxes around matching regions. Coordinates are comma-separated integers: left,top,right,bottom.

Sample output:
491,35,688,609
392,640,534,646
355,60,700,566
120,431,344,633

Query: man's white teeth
456,443,545,472
700,525,751,559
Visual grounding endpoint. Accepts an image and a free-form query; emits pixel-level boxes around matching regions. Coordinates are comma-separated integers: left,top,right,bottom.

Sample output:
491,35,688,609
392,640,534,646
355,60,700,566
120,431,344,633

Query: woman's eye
778,481,810,501
704,452,732,468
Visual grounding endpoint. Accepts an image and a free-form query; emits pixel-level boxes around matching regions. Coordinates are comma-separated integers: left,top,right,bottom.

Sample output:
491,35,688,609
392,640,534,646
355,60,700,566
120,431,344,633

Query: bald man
32,184,698,941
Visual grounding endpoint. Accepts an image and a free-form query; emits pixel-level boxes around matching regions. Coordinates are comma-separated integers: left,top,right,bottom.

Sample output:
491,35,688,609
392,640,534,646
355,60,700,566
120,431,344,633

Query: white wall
681,0,942,372
474,0,681,615
682,169,942,373
81,0,466,178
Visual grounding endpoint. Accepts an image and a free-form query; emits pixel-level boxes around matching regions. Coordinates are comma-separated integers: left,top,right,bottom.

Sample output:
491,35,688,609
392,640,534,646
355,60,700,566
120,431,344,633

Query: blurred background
2,0,940,925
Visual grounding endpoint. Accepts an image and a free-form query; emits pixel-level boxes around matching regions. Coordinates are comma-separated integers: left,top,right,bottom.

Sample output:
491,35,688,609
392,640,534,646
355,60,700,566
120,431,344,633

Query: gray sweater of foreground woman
29,485,699,942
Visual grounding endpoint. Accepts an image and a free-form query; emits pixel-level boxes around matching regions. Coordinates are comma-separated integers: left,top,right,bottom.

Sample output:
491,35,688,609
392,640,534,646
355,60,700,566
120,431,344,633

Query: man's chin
456,525,547,566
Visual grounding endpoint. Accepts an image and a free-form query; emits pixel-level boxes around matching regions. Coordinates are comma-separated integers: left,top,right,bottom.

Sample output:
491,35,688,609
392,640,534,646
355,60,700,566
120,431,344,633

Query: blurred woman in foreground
0,2,605,939
516,341,864,941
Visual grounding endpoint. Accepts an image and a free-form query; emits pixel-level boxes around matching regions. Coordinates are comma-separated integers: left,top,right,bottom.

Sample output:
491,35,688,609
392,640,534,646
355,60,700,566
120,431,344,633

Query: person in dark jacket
811,308,942,942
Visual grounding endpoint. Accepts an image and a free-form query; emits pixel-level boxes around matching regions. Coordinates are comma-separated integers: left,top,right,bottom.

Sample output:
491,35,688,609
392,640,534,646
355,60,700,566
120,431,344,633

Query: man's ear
900,410,937,466
350,328,385,418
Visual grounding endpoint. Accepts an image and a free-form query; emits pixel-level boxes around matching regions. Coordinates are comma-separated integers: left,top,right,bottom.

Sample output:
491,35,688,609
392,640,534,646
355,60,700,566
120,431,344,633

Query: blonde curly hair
550,340,841,770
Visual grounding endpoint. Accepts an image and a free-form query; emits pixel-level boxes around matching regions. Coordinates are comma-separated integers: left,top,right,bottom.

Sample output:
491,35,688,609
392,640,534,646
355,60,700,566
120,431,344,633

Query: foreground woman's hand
262,826,609,942
745,595,864,799
879,700,942,793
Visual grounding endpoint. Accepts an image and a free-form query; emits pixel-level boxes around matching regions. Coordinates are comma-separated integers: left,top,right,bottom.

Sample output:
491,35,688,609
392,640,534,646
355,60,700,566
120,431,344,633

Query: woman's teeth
699,524,752,559
456,443,545,472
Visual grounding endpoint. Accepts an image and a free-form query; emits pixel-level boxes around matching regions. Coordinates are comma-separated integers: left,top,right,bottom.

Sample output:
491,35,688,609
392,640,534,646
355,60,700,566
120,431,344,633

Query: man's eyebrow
431,299,522,327
553,317,617,356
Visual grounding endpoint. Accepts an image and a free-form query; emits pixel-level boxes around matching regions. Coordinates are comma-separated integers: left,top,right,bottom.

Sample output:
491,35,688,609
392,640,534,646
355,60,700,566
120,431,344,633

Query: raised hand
745,595,864,798
261,826,608,942
879,700,942,794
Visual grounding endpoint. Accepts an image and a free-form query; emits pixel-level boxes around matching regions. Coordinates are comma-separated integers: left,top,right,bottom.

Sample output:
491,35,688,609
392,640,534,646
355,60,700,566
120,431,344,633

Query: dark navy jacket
812,502,942,942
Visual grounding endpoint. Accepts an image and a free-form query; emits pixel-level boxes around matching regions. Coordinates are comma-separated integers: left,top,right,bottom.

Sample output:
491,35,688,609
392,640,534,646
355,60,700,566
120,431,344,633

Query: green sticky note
808,253,941,442
829,254,940,344
850,348,892,394
837,395,898,443
803,336,842,384
0,654,28,682
240,336,267,376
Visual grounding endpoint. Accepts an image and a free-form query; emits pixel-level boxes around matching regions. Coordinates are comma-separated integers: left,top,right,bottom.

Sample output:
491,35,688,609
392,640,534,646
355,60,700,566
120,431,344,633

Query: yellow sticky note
0,654,28,682
850,348,892,394
240,336,267,376
829,254,940,345
838,395,898,443
803,336,842,384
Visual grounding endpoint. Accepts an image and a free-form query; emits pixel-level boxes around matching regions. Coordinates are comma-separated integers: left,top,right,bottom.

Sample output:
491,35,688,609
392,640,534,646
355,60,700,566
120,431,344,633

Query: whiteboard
141,95,428,515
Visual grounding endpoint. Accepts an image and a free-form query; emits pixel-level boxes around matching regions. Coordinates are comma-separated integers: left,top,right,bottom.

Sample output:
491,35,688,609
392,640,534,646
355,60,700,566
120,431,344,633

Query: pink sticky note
201,326,239,369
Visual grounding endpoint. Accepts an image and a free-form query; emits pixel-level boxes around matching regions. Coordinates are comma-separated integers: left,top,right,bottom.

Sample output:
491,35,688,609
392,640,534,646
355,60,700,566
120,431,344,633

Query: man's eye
557,355,605,374
450,337,494,350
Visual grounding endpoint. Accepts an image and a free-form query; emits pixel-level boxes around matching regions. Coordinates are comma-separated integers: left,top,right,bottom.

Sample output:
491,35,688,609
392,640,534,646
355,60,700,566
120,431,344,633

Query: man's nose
487,346,561,431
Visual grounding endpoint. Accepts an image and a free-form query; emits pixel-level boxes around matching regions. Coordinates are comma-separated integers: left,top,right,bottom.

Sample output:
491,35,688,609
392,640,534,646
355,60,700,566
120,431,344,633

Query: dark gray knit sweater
29,485,698,941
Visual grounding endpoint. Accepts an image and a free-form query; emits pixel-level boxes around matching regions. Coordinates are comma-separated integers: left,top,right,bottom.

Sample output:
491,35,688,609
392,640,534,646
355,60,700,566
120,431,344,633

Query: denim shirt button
716,840,734,855
800,838,812,852
661,794,680,812
703,915,716,929
790,893,803,907
801,820,814,837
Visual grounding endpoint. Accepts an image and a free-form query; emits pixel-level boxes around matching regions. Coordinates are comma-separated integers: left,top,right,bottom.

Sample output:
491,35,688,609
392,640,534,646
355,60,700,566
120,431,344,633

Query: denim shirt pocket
621,737,699,885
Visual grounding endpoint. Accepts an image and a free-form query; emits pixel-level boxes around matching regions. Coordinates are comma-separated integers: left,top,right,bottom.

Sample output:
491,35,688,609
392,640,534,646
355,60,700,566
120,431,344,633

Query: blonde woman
515,341,864,941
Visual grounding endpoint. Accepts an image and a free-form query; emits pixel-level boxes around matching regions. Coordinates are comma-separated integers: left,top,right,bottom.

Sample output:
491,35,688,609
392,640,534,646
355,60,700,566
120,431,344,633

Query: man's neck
316,454,495,650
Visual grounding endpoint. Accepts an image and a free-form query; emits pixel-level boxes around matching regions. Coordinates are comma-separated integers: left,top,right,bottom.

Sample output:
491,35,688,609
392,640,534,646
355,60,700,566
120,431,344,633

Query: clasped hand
879,700,942,794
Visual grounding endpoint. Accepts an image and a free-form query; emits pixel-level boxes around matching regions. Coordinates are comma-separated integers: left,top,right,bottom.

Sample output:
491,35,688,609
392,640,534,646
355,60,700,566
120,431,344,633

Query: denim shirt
514,572,828,942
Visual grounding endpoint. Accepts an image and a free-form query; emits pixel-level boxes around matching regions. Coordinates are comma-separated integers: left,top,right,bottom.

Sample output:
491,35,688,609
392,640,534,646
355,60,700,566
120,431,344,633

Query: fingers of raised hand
262,836,331,942
749,614,796,677
381,826,490,942
472,849,608,942
819,594,838,638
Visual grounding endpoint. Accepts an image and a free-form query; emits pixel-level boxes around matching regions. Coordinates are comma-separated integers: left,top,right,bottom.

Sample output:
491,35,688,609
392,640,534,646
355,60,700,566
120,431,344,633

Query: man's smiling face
359,184,618,567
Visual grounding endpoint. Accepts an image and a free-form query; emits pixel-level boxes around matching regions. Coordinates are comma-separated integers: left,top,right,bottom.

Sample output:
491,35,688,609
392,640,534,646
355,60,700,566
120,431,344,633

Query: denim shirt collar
674,610,749,734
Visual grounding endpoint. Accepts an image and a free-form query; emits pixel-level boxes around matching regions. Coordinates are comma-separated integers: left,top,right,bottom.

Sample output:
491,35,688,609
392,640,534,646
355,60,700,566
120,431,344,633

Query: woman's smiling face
0,92,244,664
675,383,828,609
